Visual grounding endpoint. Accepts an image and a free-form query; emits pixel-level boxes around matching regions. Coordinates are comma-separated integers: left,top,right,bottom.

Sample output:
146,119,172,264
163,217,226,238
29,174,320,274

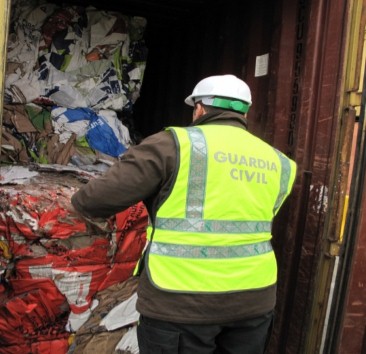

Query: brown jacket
71,111,276,324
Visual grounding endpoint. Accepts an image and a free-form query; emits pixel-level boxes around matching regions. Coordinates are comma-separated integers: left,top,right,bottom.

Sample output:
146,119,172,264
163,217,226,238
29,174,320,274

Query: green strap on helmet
212,97,250,113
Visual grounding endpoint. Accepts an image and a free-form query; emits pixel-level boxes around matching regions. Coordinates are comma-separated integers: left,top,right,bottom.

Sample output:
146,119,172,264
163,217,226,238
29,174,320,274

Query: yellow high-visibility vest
144,125,297,293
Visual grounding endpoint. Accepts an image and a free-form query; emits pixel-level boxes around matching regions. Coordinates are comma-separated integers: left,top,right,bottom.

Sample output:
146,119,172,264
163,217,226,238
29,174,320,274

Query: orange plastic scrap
0,240,11,259
0,171,148,352
0,281,68,344
3,193,40,240
11,278,66,305
0,344,29,354
5,188,89,240
85,48,103,62
38,205,88,239
0,338,70,354
30,338,70,354
13,254,110,315
98,201,148,291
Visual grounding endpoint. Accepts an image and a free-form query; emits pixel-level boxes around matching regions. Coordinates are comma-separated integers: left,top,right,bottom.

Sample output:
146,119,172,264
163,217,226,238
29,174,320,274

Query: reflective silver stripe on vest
273,149,292,214
150,240,273,258
155,217,272,233
186,127,207,219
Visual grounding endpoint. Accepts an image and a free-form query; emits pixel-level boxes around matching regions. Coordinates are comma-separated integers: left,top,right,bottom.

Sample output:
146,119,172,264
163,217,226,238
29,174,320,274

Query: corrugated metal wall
0,0,11,148
271,0,350,351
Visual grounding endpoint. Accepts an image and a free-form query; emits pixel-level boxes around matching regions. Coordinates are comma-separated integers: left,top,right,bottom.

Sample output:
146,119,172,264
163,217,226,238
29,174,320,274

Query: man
71,74,297,354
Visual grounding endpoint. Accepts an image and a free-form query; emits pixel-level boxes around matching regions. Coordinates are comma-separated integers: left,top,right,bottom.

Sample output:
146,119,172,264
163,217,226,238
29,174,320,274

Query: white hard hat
184,74,252,113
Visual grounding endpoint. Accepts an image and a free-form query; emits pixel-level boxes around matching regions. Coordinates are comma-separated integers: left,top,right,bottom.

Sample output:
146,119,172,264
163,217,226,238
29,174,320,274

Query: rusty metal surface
339,170,366,354
0,0,11,148
267,0,351,352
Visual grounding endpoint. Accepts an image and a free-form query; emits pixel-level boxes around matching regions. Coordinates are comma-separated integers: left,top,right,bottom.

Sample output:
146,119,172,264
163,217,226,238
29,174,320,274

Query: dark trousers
137,311,273,354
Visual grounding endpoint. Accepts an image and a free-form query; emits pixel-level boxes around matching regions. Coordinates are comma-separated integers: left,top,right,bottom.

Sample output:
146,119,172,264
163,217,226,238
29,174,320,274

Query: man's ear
193,103,206,120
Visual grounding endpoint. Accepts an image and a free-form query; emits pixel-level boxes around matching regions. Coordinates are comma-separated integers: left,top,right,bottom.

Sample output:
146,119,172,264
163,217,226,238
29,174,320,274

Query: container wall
1,0,360,352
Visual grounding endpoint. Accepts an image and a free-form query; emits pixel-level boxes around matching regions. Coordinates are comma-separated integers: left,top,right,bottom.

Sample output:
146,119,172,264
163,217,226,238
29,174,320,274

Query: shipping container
0,0,365,353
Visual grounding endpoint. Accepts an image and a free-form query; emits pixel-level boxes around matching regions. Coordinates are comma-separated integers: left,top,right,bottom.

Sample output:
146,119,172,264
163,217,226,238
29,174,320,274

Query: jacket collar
190,111,248,130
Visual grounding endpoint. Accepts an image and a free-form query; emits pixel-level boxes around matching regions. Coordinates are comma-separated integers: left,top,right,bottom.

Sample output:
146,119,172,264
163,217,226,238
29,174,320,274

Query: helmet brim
184,95,195,106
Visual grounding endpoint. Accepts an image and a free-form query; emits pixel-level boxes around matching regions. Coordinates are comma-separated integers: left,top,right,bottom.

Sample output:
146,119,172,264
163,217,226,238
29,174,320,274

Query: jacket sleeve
71,130,176,219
